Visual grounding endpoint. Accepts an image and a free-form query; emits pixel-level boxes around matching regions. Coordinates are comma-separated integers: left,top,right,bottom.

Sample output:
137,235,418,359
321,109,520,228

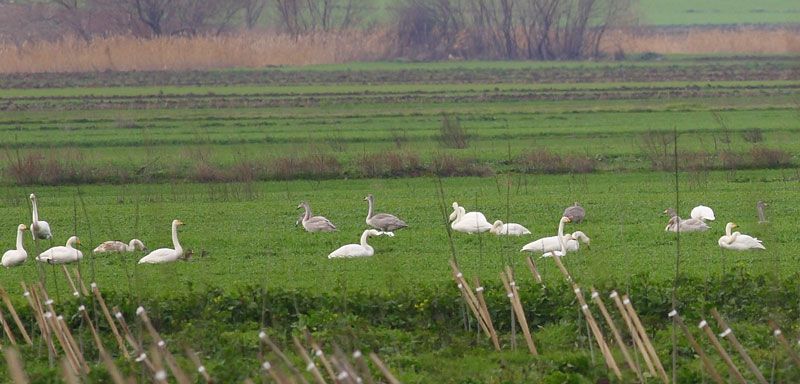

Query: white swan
541,217,571,258
449,202,492,233
328,229,393,258
490,220,531,236
30,193,52,240
718,222,765,251
138,220,184,264
2,224,29,268
690,205,715,221
36,236,82,264
93,239,147,254
521,230,590,254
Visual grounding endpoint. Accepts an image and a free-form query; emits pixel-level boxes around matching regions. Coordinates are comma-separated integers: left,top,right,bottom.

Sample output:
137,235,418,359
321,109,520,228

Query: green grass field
1,57,799,382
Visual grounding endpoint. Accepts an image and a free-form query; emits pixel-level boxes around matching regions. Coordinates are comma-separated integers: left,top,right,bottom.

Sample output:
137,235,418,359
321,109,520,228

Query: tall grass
0,26,797,73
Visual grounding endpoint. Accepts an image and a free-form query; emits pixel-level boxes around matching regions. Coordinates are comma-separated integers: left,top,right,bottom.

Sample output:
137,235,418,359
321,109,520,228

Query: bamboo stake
185,347,213,383
99,349,127,384
368,352,401,384
258,331,310,384
590,288,641,380
61,357,80,384
573,286,622,379
351,350,376,384
549,254,572,282
304,330,338,383
136,306,192,384
328,355,358,384
78,305,106,356
260,359,292,384
710,309,768,384
72,268,90,297
448,260,492,342
1,288,32,344
293,335,327,384
3,347,30,384
57,314,90,374
149,345,170,384
61,265,80,298
112,306,157,374
92,283,129,359
0,305,17,345
769,320,800,369
43,311,82,374
472,276,500,350
698,319,746,384
20,283,55,356
669,310,725,384
525,256,542,284
500,268,538,355
623,294,669,383
610,291,656,377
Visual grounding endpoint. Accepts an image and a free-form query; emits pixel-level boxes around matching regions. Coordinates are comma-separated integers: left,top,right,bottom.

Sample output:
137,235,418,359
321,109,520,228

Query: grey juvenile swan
364,194,407,235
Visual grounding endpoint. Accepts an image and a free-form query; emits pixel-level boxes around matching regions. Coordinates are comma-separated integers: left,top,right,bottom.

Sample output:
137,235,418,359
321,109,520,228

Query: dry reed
604,26,800,55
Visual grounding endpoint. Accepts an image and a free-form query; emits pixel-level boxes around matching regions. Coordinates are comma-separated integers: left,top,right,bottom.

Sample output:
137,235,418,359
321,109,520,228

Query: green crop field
1,57,799,382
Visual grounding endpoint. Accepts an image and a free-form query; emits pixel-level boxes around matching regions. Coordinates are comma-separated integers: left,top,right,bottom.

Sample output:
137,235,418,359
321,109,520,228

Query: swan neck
366,198,374,219
725,224,733,236
303,204,311,220
557,219,567,253
16,228,25,250
31,198,39,222
172,223,182,252
360,230,371,246
128,239,136,251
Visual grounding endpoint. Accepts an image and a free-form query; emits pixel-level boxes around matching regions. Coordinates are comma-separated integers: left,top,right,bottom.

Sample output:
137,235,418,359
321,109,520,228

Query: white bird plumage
2,224,29,268
539,217,572,258
521,230,590,254
94,239,147,254
490,220,531,236
37,236,82,264
328,229,393,258
690,205,715,221
449,202,492,233
30,193,52,240
718,222,765,251
138,220,184,264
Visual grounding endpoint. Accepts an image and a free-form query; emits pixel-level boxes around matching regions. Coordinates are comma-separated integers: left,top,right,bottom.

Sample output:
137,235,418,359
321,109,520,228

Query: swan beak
732,223,738,228
76,239,82,246
21,225,28,231
176,220,185,226
296,204,303,209
564,217,571,223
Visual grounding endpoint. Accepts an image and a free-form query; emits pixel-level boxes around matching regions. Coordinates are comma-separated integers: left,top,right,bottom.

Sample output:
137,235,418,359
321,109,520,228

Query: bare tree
272,0,364,35
241,0,267,29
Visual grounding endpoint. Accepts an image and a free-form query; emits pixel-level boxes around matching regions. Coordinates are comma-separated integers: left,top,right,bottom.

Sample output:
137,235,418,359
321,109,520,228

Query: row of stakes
449,256,800,383
0,265,400,384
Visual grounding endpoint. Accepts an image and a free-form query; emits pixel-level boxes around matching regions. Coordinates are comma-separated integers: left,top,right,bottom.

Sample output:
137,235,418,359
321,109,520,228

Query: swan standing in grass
690,205,715,221
29,193,52,240
490,220,531,236
2,224,29,268
563,202,586,223
328,229,394,258
364,194,407,234
93,239,147,254
521,230,590,254
664,209,710,232
449,202,492,233
138,220,184,264
541,217,571,258
297,202,337,232
718,222,765,251
36,236,82,264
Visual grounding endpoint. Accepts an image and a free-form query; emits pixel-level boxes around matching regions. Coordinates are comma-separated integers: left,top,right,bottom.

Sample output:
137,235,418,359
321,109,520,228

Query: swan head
67,236,81,247
757,200,767,208
663,208,677,217
452,202,459,209
492,220,503,227
727,222,738,230
29,193,36,201
364,194,374,202
172,219,184,227
297,202,308,210
18,224,28,231
561,216,571,224
130,239,146,251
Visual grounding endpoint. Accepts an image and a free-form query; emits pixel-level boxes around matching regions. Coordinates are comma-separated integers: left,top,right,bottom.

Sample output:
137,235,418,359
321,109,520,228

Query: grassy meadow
1,57,799,382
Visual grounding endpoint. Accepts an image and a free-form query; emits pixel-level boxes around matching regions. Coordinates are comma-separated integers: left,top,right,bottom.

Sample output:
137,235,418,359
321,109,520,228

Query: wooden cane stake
500,268,538,355
77,305,106,356
590,288,641,380
525,256,542,284
3,347,30,384
610,291,656,377
623,295,669,384
0,305,17,345
768,320,800,369
1,288,32,345
473,276,500,350
573,285,622,379
258,331,310,384
137,307,192,384
185,347,213,383
711,308,768,384
368,352,401,384
698,319,747,384
669,310,725,384
292,335,327,384
92,283,129,359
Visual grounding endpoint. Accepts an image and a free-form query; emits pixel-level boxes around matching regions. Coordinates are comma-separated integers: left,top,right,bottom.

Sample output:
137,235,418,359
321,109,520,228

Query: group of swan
300,194,407,258
665,205,765,251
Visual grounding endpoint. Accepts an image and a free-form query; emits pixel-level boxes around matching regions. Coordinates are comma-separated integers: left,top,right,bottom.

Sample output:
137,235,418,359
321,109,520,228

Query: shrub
270,154,342,180
517,149,564,173
749,146,792,169
357,151,421,178
438,114,468,149
719,150,744,170
741,128,764,143
429,154,493,177
638,130,674,171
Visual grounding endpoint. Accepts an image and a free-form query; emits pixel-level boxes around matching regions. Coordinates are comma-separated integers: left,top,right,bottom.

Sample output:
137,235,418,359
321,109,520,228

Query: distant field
638,0,800,25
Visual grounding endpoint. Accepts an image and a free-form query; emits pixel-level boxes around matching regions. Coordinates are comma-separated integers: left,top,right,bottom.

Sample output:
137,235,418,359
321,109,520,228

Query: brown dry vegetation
0,26,798,73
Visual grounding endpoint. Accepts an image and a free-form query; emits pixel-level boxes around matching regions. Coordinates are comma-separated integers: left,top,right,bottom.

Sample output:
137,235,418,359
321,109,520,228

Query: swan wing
368,213,407,231
328,244,370,258
522,236,560,253
38,246,82,264
304,216,337,232
690,205,715,221
32,221,52,240
138,248,181,264
94,241,126,253
2,250,27,267
732,234,765,250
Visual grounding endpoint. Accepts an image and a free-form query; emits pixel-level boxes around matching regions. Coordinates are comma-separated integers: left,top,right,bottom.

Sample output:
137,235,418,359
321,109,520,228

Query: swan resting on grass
298,202,337,232
449,202,492,233
37,236,82,264
30,193,52,240
138,220,184,264
490,220,531,236
521,230,590,254
2,224,29,268
664,212,710,233
690,205,715,221
94,239,147,254
365,194,407,235
718,222,765,251
328,229,394,258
